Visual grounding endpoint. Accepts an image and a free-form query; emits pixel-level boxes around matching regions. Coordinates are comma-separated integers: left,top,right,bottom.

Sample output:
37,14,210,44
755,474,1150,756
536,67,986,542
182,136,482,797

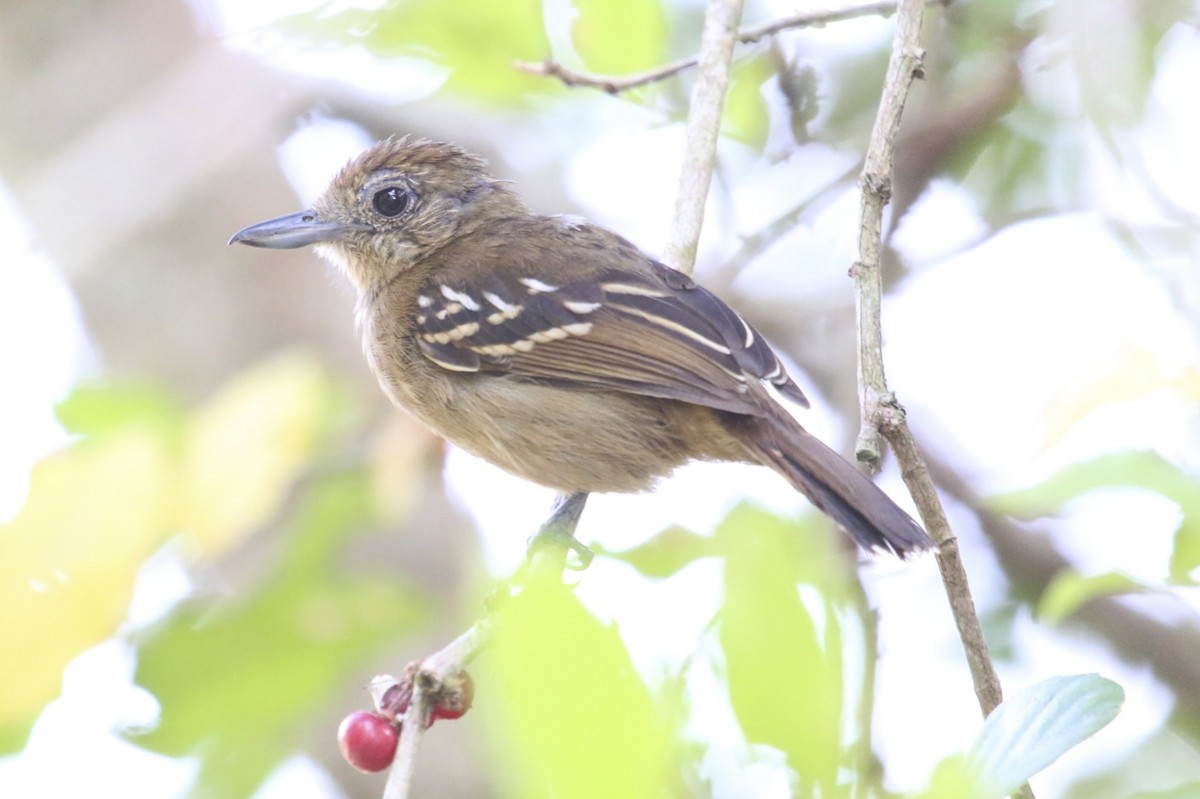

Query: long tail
729,414,934,557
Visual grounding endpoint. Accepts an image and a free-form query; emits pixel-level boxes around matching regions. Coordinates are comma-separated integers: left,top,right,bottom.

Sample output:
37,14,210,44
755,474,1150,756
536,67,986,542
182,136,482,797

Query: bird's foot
526,491,593,571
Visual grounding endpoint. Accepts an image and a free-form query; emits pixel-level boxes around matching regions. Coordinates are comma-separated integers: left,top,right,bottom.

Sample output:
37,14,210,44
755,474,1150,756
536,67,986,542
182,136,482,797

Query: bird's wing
413,247,808,416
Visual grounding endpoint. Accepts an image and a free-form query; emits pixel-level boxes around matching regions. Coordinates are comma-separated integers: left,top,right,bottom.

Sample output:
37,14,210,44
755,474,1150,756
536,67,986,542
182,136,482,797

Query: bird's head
230,137,524,293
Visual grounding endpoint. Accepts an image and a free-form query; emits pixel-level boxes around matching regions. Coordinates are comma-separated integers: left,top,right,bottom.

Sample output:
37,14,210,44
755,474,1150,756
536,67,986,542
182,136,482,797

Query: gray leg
526,491,593,569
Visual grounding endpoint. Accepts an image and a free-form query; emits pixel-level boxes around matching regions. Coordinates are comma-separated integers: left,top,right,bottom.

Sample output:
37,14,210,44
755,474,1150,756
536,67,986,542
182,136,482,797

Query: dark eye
372,187,410,217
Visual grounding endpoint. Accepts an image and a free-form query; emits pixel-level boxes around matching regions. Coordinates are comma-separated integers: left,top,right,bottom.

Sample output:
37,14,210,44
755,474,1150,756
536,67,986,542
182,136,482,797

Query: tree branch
717,161,860,281
850,3,1031,796
515,0,919,95
924,445,1200,740
380,623,490,799
852,0,924,471
663,0,746,273
378,492,588,798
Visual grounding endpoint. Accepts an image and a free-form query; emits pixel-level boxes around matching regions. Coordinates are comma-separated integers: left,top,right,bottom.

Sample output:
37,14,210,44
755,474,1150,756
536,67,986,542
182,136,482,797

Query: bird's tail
728,414,934,557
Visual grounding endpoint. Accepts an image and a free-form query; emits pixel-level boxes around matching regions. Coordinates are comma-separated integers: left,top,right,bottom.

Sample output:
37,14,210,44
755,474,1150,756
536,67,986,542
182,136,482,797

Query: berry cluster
337,666,475,774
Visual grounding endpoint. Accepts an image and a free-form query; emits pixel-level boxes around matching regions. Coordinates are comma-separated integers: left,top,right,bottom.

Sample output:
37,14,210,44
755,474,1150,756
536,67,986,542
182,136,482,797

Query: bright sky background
2,1,1199,797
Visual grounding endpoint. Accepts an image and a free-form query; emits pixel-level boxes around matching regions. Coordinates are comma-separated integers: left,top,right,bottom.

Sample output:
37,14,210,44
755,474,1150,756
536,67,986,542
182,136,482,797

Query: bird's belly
421,378,692,494
359,316,700,493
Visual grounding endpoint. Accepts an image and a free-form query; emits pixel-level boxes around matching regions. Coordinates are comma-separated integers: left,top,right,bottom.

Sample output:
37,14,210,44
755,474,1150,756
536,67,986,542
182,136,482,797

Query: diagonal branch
926,445,1200,739
849,3,1032,797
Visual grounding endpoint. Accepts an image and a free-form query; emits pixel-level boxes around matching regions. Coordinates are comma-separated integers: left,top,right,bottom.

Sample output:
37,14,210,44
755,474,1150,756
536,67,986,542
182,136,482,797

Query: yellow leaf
0,430,172,726
179,354,325,558
1043,347,1194,446
367,412,439,523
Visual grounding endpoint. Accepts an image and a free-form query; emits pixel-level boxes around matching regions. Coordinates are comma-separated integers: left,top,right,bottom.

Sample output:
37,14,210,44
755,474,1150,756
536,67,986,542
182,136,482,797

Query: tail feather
733,415,934,557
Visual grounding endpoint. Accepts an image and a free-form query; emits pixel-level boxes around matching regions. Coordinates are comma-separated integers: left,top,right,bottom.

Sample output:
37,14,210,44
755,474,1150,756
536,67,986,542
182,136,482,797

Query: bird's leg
526,491,593,570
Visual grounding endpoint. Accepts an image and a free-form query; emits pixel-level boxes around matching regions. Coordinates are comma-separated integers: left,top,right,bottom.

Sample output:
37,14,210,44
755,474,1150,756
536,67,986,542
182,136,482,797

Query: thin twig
718,160,860,280
515,0,929,95
381,623,491,799
380,493,587,798
850,2,1031,796
851,0,924,471
663,0,746,273
740,0,904,42
514,56,699,95
381,680,426,799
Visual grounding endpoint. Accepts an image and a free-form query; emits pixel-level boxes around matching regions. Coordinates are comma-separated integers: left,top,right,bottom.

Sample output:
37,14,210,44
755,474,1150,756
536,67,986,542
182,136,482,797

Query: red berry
337,711,398,773
430,671,474,724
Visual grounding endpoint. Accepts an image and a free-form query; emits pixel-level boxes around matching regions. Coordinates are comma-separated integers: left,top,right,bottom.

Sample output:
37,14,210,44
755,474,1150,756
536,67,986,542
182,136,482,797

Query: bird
230,137,933,558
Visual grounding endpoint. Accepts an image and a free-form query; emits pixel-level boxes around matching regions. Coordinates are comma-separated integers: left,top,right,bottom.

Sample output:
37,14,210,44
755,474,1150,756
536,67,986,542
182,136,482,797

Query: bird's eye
372,187,410,217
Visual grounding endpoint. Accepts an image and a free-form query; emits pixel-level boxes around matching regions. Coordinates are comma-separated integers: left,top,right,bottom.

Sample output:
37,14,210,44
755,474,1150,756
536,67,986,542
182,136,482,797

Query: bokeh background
2,0,1199,797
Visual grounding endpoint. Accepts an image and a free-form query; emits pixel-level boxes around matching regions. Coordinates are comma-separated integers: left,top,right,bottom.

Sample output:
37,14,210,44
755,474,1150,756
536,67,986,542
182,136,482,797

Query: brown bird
231,137,932,557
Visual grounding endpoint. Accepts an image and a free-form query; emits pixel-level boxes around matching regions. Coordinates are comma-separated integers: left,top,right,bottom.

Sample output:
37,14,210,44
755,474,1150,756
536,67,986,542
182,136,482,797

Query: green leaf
484,576,670,799
278,0,552,104
716,503,851,787
572,0,667,75
923,754,988,799
722,53,772,148
596,524,714,578
994,451,1195,513
992,451,1200,584
963,674,1124,799
958,102,1062,221
1037,570,1147,623
132,470,423,798
55,381,183,441
1041,348,1182,447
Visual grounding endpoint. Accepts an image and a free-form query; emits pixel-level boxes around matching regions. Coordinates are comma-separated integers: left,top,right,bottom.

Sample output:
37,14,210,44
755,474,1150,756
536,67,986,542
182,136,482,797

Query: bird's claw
526,525,595,570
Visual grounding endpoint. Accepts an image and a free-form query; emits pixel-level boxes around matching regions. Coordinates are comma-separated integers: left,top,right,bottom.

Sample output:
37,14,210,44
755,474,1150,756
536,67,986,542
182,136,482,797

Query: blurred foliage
717,504,850,791
178,354,333,558
994,451,1200,586
1064,721,1200,799
1043,348,1200,448
482,573,671,799
0,408,176,749
0,353,426,775
922,755,983,799
572,0,668,75
601,502,870,795
277,0,554,103
472,501,869,797
922,675,1124,799
271,0,766,139
723,52,772,148
592,523,715,578
133,471,424,798
1037,570,1148,624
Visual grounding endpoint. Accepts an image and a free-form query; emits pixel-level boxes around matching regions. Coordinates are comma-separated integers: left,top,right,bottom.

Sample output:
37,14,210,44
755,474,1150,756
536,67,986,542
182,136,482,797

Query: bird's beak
228,210,369,249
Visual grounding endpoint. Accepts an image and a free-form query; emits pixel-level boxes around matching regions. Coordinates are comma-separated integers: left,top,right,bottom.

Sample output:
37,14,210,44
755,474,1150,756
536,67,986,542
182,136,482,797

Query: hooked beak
228,210,371,249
